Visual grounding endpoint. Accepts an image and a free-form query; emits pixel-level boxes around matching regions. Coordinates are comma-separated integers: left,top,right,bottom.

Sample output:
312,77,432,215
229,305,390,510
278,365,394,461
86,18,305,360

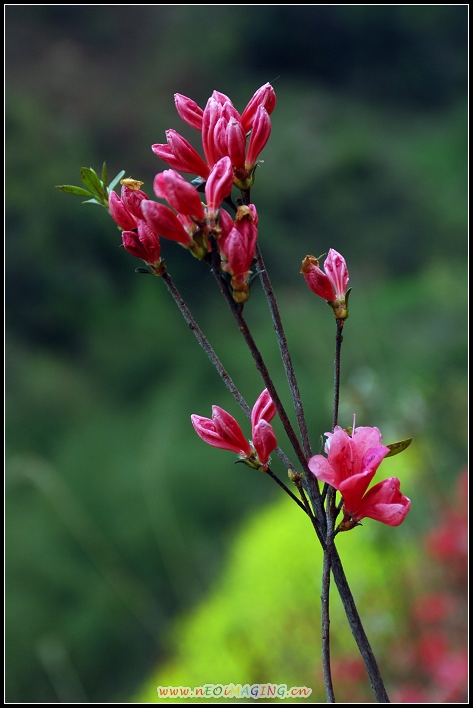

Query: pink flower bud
191,407,252,457
226,117,247,172
152,130,210,180
202,98,222,168
154,170,205,221
122,221,161,266
120,186,149,220
141,200,193,247
205,156,234,216
223,218,258,278
109,190,137,230
324,248,349,301
251,389,276,429
213,116,230,163
211,90,233,106
245,106,272,170
174,93,204,130
241,82,277,132
252,420,277,467
301,249,350,318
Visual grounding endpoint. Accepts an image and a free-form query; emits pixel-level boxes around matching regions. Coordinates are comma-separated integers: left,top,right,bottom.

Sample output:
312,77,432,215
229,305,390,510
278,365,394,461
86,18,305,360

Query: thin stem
330,548,390,703
321,545,335,702
255,244,313,460
321,317,344,701
332,318,344,432
209,239,308,475
162,272,301,474
162,271,251,417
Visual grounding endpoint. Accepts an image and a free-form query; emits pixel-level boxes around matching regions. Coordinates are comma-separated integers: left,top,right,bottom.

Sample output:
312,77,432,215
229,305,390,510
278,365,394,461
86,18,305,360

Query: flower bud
174,93,204,130
241,82,277,132
154,170,205,221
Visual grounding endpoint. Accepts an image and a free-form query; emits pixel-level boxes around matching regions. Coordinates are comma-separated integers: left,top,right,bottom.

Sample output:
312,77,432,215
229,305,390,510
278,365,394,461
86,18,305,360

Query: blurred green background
6,6,467,703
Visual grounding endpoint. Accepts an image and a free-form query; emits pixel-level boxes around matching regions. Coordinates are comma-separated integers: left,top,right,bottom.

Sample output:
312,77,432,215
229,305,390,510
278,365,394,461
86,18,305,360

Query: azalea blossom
308,424,411,529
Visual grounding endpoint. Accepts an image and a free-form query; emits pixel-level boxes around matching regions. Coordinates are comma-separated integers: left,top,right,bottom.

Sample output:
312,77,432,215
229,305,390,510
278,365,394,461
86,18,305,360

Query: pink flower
308,424,410,528
191,390,277,470
301,249,350,319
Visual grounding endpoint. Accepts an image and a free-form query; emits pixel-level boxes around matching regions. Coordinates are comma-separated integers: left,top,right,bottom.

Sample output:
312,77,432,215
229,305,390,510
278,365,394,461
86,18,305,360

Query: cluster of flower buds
191,389,278,472
155,82,276,190
301,249,350,320
308,423,411,529
108,84,276,301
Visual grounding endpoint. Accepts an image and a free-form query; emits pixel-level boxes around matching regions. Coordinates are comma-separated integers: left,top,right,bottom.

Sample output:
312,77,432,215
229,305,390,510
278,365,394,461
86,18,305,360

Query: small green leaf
108,170,126,192
101,161,108,190
55,185,94,198
385,438,412,457
80,167,105,199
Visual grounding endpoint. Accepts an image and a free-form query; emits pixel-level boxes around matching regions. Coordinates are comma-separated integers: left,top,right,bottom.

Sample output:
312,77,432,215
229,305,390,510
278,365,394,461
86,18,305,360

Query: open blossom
301,249,349,319
308,424,411,529
191,389,277,470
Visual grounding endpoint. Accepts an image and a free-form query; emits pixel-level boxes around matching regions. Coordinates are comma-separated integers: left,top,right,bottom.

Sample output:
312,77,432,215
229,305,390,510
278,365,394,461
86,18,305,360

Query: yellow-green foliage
135,450,419,702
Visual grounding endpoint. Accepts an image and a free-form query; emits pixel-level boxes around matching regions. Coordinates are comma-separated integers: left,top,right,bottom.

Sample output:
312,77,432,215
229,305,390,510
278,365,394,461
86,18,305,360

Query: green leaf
55,185,94,198
385,438,412,457
108,170,126,192
101,161,108,190
80,167,105,199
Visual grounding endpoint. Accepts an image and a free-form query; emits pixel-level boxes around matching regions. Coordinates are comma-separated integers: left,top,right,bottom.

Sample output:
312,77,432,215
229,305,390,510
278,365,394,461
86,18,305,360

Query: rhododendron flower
301,249,350,319
121,220,161,269
191,389,277,470
308,424,410,529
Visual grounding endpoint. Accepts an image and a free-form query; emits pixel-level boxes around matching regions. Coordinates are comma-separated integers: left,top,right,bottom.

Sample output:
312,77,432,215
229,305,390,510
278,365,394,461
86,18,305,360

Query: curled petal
227,117,246,172
174,93,203,131
211,406,252,456
152,131,210,179
154,170,205,220
301,255,335,301
252,420,277,465
241,82,277,132
353,477,411,526
251,389,277,429
202,98,222,168
120,186,149,220
109,190,137,230
205,156,234,214
324,248,349,300
141,201,193,247
245,106,271,169
338,469,378,515
308,454,337,487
